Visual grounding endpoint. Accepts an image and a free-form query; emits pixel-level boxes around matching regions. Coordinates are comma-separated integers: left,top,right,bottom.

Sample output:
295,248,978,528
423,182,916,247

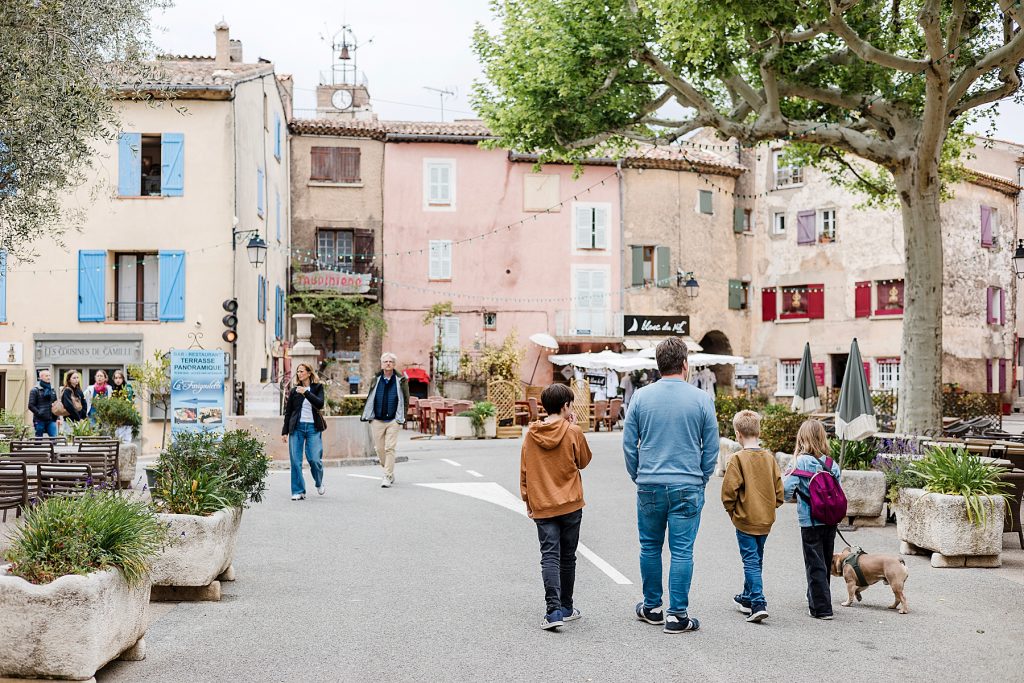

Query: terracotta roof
112,57,275,98
510,144,746,177
965,169,1022,195
289,118,387,140
384,120,494,141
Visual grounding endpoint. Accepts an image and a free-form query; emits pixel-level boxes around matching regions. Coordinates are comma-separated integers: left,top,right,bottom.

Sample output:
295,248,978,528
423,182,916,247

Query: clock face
332,89,353,110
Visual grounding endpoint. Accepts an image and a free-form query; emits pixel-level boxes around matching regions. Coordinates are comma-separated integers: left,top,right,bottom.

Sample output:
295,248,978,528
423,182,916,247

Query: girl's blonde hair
794,419,830,459
296,363,320,385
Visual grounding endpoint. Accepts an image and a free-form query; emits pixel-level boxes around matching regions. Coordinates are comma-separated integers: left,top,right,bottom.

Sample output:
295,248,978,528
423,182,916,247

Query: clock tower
315,25,376,121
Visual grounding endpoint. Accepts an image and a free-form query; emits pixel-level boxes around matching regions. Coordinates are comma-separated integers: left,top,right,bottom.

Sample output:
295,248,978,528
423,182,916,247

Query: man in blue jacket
623,337,719,634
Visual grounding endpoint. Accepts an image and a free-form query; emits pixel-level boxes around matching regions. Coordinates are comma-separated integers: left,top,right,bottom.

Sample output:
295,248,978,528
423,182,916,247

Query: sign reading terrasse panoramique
170,349,225,439
623,315,690,336
292,270,371,295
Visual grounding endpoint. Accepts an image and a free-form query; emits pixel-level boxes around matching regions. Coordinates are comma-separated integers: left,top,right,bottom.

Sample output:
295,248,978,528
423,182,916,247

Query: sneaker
290,494,304,501
561,607,582,622
635,602,665,625
317,485,325,496
381,476,392,488
733,595,752,615
663,614,700,633
808,609,833,620
541,610,564,630
746,608,769,623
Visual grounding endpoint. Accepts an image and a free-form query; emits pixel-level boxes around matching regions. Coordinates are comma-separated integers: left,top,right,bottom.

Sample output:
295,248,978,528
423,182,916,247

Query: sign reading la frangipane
623,315,690,336
293,270,371,294
170,349,226,438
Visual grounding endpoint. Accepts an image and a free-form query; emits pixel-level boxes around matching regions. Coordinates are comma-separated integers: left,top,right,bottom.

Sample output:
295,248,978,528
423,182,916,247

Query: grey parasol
791,342,821,414
835,338,877,444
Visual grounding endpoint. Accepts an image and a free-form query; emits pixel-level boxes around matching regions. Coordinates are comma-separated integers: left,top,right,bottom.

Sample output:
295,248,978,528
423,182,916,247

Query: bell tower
316,25,375,121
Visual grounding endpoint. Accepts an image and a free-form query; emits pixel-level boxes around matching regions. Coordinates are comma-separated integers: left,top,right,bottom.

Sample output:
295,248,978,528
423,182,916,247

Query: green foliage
422,301,454,326
759,405,808,455
92,395,142,438
459,401,497,436
471,331,525,382
4,492,170,586
289,293,386,336
911,446,1013,527
876,457,926,504
830,438,878,471
128,349,171,448
714,393,768,439
0,409,30,438
70,419,98,438
325,396,365,416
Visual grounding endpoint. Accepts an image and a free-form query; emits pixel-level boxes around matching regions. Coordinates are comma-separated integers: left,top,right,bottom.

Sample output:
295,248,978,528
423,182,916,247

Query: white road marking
441,458,462,467
416,482,633,585
347,474,381,480
465,469,484,478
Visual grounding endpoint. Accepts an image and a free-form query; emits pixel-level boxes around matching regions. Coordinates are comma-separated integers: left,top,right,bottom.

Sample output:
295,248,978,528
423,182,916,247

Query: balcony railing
554,310,624,338
108,301,158,321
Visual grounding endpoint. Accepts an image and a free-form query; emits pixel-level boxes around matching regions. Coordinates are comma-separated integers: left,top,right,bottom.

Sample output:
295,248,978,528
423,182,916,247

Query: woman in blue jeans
281,363,326,500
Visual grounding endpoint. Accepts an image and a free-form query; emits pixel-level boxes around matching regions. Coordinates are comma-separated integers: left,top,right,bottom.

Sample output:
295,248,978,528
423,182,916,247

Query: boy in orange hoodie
520,383,594,630
720,410,784,624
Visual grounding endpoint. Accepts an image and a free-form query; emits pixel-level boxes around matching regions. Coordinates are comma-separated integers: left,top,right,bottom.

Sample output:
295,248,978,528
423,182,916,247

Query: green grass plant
911,446,1013,526
829,438,878,471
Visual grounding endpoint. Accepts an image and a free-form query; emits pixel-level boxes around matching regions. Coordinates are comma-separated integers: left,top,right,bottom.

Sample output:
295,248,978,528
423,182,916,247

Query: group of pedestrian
520,336,844,631
27,368,134,436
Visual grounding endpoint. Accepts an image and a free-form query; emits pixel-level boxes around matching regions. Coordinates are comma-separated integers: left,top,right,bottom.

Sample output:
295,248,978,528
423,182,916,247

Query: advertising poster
170,349,226,438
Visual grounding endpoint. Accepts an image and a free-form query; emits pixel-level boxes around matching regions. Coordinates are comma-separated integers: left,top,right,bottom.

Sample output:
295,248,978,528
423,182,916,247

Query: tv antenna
423,86,456,122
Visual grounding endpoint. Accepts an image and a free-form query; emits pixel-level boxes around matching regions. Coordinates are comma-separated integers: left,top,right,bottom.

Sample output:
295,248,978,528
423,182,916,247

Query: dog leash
836,527,856,548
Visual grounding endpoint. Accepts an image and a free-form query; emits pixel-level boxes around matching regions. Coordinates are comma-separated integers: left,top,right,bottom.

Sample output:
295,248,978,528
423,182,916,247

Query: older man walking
622,337,719,633
362,352,409,488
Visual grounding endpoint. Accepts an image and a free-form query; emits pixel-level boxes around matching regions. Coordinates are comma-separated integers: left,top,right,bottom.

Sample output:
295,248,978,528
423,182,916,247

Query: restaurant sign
623,315,690,337
293,270,371,295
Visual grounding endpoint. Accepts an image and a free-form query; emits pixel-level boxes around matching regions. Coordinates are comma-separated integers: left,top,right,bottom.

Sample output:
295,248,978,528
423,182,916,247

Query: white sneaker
290,494,303,501
381,476,392,488
317,485,325,496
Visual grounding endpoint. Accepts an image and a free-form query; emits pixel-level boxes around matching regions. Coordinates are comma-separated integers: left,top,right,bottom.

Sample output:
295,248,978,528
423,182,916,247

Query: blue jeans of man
735,529,768,610
34,420,58,437
289,422,324,496
637,484,704,616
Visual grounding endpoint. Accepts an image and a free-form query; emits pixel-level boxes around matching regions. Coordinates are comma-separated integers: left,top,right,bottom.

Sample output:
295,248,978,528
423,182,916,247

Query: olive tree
473,0,1024,433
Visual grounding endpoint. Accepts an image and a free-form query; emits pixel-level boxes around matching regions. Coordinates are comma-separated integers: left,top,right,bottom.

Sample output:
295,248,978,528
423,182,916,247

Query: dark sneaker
808,609,833,620
663,614,700,633
541,610,564,630
746,607,769,623
635,602,665,625
733,595,752,615
561,607,581,622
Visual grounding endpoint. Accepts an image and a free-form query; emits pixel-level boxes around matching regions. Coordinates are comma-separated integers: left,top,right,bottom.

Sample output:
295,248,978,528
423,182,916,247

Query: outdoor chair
527,397,539,423
604,398,622,431
405,397,419,430
58,445,116,484
30,435,67,446
0,425,17,439
9,440,54,464
0,462,28,522
592,400,608,432
36,464,93,501
997,469,1024,549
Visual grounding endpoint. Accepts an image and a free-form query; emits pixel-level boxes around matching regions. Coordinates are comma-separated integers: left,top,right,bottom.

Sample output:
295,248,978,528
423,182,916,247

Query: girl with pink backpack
783,420,846,620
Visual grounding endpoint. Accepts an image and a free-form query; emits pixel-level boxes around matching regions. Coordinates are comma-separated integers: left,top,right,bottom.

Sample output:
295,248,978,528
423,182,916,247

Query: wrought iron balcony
108,301,158,322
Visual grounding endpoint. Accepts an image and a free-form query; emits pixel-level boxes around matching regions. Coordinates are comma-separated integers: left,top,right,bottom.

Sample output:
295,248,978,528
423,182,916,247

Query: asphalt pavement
99,431,1024,682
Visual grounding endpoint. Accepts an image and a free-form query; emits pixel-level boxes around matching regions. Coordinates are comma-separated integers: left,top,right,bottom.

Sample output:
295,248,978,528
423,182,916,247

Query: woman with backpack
783,419,843,620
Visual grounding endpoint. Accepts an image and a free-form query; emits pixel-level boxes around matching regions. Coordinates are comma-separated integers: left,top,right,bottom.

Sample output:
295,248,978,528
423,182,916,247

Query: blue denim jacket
783,454,842,527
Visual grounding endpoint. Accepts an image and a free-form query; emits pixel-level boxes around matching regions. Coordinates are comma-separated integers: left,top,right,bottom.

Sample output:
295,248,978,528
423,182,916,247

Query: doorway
830,354,848,388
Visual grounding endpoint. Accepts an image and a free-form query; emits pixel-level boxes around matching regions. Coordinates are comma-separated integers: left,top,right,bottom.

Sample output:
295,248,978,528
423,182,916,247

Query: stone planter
150,507,242,599
715,438,741,476
842,469,887,526
896,488,1005,567
446,415,496,439
117,442,140,488
0,566,150,680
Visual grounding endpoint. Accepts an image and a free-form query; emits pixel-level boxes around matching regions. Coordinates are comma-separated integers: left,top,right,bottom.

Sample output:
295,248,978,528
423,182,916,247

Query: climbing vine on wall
288,294,387,335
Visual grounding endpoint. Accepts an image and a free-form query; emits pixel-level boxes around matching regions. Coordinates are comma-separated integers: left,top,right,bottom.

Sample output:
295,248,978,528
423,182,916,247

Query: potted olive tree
1,493,169,680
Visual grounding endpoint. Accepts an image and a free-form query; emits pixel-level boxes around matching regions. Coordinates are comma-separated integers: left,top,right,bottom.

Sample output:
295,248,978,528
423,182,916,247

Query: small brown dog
831,547,910,614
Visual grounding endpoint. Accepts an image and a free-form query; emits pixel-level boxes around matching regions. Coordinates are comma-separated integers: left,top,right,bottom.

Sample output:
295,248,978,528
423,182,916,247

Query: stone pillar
290,313,319,374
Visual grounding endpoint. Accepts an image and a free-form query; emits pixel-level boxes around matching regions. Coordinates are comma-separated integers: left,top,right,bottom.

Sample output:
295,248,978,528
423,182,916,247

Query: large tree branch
948,18,1024,107
588,66,621,101
917,0,949,174
999,0,1024,29
945,0,968,58
950,68,1023,118
759,48,782,120
827,0,929,72
823,148,892,195
723,73,765,111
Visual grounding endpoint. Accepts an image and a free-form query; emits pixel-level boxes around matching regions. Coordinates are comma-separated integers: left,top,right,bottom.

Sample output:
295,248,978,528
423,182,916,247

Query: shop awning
404,368,431,383
623,337,703,352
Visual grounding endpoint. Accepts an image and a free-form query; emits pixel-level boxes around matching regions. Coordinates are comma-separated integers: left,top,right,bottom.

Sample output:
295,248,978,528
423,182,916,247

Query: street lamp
1013,239,1024,279
232,228,267,267
676,269,700,298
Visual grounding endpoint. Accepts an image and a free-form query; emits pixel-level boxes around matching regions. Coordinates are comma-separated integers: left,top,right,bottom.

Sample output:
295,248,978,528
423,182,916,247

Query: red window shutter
1000,359,1008,393
761,288,777,322
987,359,993,393
863,362,871,388
855,281,871,318
812,362,825,388
807,283,825,319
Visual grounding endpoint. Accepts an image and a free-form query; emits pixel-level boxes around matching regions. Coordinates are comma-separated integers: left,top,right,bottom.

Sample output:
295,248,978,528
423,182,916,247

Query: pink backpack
791,456,847,526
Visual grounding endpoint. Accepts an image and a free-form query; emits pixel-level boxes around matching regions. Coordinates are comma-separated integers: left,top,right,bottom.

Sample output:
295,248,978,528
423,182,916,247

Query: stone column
290,313,319,373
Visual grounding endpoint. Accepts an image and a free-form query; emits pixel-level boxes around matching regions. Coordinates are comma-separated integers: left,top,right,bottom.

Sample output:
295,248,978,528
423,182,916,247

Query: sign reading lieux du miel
292,270,371,295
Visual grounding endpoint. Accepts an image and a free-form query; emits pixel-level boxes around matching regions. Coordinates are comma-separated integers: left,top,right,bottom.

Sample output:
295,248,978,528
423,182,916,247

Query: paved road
100,432,1024,682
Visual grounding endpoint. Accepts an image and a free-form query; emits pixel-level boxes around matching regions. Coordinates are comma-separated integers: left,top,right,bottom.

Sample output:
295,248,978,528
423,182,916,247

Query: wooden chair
36,464,93,500
9,440,54,464
604,398,623,431
30,435,67,446
527,397,539,422
0,462,28,522
405,397,419,430
592,400,609,432
0,424,17,439
58,443,117,484
998,468,1024,549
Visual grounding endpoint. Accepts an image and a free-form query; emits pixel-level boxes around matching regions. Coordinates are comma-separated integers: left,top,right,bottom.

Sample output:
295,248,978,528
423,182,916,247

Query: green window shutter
699,190,713,215
656,246,671,287
630,246,644,286
733,206,745,233
728,279,742,310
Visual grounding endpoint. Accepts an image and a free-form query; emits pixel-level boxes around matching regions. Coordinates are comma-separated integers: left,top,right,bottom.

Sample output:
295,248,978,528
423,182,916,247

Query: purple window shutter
1000,287,1006,325
981,206,992,247
1000,359,1008,393
986,360,993,393
986,287,993,324
797,210,816,245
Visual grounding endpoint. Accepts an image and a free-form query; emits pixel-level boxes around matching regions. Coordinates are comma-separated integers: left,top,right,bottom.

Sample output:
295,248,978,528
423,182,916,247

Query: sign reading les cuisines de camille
293,270,371,295
623,315,690,337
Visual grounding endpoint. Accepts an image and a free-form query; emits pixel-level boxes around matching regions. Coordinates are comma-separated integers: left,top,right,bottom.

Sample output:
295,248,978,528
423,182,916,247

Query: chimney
214,21,230,67
277,75,294,120
229,39,243,63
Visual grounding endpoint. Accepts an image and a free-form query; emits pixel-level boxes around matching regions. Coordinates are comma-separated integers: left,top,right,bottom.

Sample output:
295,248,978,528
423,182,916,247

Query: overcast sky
149,0,1024,142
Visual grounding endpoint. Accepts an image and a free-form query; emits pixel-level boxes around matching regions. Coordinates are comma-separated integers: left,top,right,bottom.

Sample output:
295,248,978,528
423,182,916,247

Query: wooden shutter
310,147,331,181
981,206,993,247
77,250,106,322
575,206,592,248
863,362,872,389
117,132,141,197
987,286,994,324
429,241,442,279
761,288,777,322
728,279,742,310
158,251,186,321
699,190,713,215
593,206,609,248
807,283,825,319
855,281,871,318
733,206,745,233
797,210,816,244
987,359,993,392
257,275,266,323
0,250,6,322
813,362,825,388
159,133,184,196
339,148,360,183
1000,358,1008,393
354,229,374,274
999,287,1006,325
274,286,283,339
630,246,643,286
655,246,670,287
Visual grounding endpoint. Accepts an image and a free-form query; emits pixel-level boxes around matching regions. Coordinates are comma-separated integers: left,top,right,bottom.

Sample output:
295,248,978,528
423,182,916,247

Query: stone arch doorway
697,330,733,393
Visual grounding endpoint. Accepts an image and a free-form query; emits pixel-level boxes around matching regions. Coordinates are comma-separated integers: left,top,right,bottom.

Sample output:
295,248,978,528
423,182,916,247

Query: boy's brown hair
732,409,761,439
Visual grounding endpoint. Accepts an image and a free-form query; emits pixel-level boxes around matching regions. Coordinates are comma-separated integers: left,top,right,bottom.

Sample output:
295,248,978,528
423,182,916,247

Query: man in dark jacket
28,370,58,437
361,352,410,488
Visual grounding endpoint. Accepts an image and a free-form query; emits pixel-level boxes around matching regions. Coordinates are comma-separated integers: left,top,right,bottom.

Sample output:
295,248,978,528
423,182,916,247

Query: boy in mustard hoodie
721,410,784,624
520,383,593,631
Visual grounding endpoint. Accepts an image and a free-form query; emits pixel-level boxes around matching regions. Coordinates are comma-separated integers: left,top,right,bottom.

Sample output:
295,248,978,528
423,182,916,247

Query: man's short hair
732,410,761,439
380,352,397,363
541,383,574,416
655,337,688,375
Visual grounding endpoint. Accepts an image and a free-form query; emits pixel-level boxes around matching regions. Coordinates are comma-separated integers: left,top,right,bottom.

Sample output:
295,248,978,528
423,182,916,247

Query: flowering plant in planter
910,446,1012,526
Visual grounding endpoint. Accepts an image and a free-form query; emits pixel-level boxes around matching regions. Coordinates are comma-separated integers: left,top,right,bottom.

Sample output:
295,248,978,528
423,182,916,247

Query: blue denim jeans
637,484,704,616
735,530,768,610
289,422,324,496
34,420,58,437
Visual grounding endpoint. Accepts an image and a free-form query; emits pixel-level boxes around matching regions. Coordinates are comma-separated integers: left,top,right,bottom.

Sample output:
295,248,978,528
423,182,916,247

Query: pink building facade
381,122,621,387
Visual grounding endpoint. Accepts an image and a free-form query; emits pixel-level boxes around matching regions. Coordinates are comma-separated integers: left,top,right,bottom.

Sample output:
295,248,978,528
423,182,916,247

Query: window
574,203,609,250
698,190,713,215
317,229,353,270
728,279,749,310
876,358,902,391
733,207,752,233
429,240,452,280
778,359,800,395
483,312,497,330
257,275,266,323
855,281,871,318
434,315,460,374
744,209,752,232
875,279,904,315
642,246,655,283
630,245,669,286
818,209,837,242
773,150,804,188
987,285,1006,325
796,210,816,245
310,147,361,183
112,252,159,321
779,284,825,320
117,132,183,197
574,267,608,336
424,159,455,208
981,206,999,248
78,250,184,322
772,212,786,235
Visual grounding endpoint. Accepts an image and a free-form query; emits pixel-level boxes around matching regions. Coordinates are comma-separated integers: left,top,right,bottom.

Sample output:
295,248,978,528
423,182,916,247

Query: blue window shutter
274,113,281,160
257,167,265,217
274,286,283,339
117,133,141,197
160,133,184,196
0,250,7,322
158,251,186,321
257,275,266,322
77,250,107,321
275,190,281,242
